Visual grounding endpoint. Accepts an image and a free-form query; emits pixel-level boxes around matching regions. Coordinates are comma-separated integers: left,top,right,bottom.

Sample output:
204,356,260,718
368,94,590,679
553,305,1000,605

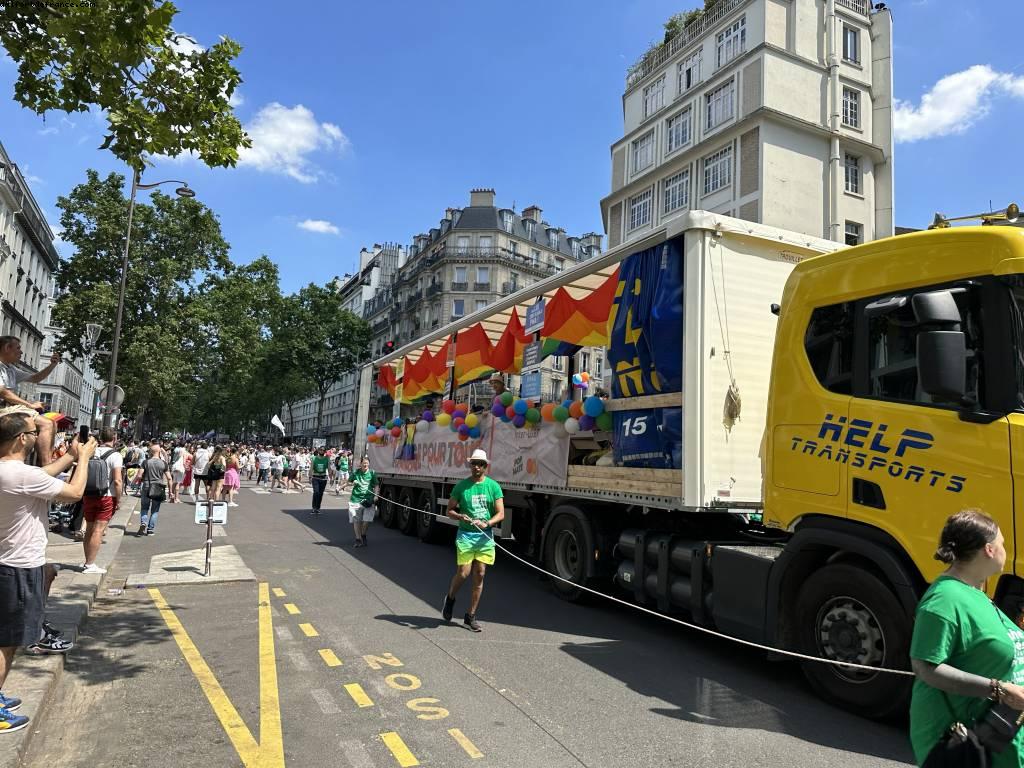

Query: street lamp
103,170,195,428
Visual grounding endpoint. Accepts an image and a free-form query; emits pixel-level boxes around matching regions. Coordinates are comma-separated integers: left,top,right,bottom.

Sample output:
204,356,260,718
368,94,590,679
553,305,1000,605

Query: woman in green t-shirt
910,510,1024,766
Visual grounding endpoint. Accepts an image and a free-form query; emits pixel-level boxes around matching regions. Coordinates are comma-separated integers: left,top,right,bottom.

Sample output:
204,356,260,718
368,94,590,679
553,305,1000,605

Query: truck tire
397,489,418,536
378,486,398,529
415,490,448,544
542,513,592,603
794,562,912,719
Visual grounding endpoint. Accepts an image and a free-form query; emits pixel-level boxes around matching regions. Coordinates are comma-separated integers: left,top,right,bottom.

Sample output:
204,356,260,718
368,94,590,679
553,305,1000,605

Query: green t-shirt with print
311,455,330,477
450,476,503,534
909,575,1024,766
349,469,377,503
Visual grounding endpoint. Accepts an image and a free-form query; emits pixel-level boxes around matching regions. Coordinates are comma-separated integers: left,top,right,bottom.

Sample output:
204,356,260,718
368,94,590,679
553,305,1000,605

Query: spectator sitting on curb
0,413,96,734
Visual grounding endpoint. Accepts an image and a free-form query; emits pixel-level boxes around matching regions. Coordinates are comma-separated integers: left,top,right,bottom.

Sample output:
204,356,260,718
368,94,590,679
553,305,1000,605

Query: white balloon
551,420,569,438
564,417,580,435
416,420,430,433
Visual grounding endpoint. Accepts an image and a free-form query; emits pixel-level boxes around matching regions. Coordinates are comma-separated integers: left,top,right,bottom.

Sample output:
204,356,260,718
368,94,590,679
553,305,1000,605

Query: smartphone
79,425,89,443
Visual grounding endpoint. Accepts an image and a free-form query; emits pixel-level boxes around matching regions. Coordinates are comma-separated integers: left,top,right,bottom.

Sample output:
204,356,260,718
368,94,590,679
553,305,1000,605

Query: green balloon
500,390,514,407
553,406,569,422
596,412,613,431
525,408,541,423
385,420,394,429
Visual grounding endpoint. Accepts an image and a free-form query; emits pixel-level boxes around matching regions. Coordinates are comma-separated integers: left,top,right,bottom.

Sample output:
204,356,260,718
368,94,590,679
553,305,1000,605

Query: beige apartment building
602,0,893,248
365,189,604,424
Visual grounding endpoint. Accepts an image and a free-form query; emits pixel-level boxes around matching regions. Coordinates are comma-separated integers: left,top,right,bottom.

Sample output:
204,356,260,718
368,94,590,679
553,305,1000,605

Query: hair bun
934,544,957,564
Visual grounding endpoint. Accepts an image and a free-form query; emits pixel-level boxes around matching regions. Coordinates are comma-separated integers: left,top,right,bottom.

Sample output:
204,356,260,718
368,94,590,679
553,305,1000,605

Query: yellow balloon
465,413,479,428
436,412,452,427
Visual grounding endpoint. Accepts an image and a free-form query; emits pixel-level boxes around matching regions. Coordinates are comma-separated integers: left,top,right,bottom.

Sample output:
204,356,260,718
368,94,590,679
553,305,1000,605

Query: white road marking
310,688,341,714
274,626,294,642
340,739,377,768
287,650,310,671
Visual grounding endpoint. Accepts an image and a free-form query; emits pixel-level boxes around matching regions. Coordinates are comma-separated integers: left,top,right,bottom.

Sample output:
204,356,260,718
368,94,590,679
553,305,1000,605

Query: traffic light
384,339,395,353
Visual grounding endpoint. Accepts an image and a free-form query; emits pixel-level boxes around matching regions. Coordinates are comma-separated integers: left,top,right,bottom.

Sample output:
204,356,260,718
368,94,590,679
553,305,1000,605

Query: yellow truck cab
765,222,1024,714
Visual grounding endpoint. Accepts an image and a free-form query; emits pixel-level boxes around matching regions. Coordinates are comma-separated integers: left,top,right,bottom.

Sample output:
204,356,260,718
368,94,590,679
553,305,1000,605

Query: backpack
84,449,116,497
124,447,141,467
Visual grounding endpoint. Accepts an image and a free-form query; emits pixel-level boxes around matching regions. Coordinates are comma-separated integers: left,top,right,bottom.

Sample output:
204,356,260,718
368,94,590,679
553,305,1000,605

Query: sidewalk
0,497,136,768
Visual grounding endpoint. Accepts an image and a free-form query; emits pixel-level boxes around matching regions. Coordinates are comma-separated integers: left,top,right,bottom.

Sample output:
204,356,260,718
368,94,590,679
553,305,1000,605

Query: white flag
271,414,286,435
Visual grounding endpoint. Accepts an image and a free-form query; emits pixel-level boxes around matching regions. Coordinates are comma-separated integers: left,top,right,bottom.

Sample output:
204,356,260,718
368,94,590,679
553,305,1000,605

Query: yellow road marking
344,683,374,708
149,585,284,767
272,587,286,598
283,603,300,615
299,622,318,637
318,649,342,667
448,728,484,759
381,731,419,767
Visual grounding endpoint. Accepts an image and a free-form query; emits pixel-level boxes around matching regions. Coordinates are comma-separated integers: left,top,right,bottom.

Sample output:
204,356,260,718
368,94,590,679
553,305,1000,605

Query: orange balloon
541,403,556,422
580,372,590,382
569,400,584,419
456,403,469,415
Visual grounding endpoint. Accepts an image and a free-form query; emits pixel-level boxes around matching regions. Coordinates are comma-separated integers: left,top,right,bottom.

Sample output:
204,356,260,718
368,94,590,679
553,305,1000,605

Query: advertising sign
520,371,541,400
522,340,542,372
524,299,546,335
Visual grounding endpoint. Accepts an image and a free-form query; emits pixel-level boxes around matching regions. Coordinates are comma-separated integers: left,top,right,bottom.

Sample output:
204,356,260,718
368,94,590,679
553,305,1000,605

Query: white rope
371,489,914,678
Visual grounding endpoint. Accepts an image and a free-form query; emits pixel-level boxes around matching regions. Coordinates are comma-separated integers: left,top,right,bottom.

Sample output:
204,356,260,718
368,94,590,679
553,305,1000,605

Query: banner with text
367,416,569,487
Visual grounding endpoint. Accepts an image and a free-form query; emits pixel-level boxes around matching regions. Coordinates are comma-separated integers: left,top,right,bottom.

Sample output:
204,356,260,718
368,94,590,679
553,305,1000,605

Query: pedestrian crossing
249,487,316,495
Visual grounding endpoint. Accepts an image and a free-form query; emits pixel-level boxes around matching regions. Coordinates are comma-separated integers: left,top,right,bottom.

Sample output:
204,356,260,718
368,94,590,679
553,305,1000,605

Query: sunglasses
470,460,487,467
19,429,39,437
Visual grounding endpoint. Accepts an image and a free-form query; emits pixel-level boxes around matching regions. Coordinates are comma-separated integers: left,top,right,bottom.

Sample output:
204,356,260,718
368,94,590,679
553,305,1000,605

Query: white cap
468,449,489,465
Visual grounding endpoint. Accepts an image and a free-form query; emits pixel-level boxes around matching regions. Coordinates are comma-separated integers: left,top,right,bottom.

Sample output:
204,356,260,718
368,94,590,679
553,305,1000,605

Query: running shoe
0,707,28,733
26,633,73,655
442,595,455,622
463,613,482,632
0,693,21,712
81,563,106,574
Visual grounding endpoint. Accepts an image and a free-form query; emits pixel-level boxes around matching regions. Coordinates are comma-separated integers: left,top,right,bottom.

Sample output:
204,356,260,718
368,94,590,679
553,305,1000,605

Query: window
524,219,535,238
643,76,666,118
632,131,654,174
678,50,702,92
866,287,981,405
595,354,603,379
501,210,514,233
455,266,467,283
844,153,861,194
553,357,564,372
702,146,733,195
628,189,653,231
452,299,465,318
581,352,591,371
842,87,860,128
843,24,860,63
555,258,565,272
510,241,519,255
805,303,853,394
39,392,53,410
571,240,581,259
663,169,690,214
476,299,488,312
705,79,735,130
716,17,746,67
666,108,691,153
510,272,519,291
548,230,559,249
476,266,489,284
530,249,541,265
845,221,863,246
479,235,492,251
456,236,470,253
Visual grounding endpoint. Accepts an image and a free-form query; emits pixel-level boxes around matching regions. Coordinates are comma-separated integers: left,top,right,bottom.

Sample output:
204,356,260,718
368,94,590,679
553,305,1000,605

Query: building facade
366,188,604,424
602,0,893,249
0,141,59,399
35,288,84,419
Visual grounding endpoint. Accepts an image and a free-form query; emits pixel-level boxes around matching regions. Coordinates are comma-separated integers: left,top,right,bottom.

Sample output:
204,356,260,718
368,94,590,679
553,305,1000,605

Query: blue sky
2,0,1023,294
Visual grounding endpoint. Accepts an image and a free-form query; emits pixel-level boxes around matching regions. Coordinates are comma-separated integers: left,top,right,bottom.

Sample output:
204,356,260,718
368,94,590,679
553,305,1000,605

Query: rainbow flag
541,268,619,347
488,309,531,373
454,324,495,386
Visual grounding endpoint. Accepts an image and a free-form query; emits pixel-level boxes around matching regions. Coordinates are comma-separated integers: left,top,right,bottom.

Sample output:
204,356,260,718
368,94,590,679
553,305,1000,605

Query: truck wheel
397,489,418,535
542,513,592,603
415,490,448,544
794,563,912,718
378,486,398,529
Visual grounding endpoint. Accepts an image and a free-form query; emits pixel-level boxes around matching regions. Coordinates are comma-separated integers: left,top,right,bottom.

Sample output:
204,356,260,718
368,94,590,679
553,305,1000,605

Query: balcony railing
836,0,868,13
473,282,491,292
0,163,59,269
625,0,747,89
501,282,520,295
450,282,468,292
426,283,443,297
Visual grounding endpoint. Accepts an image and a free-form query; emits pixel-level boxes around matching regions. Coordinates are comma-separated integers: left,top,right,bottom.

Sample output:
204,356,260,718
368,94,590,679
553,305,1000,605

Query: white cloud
238,103,349,183
228,89,244,108
894,64,1024,143
297,219,341,235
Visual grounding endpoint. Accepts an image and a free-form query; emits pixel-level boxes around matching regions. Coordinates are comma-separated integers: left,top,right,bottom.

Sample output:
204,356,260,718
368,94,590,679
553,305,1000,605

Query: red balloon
390,426,402,437
453,417,465,429
456,403,469,415
457,431,469,441
505,405,516,419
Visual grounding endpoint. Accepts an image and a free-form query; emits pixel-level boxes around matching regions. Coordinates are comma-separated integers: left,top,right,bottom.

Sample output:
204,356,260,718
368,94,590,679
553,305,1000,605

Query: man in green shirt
442,449,504,632
309,448,330,515
348,457,377,547
335,452,350,495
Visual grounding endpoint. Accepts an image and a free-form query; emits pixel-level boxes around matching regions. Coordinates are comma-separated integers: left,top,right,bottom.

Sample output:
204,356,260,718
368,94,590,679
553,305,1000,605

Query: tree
0,0,249,170
276,284,373,438
52,169,231,429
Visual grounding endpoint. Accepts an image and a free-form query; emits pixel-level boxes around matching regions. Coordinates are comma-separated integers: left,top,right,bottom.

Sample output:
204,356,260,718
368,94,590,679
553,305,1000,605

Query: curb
0,498,137,768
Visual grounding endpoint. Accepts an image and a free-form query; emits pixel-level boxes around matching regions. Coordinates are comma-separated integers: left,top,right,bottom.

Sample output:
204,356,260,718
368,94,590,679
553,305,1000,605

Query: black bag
923,723,988,768
84,449,115,497
976,702,1024,754
207,462,225,481
146,484,166,501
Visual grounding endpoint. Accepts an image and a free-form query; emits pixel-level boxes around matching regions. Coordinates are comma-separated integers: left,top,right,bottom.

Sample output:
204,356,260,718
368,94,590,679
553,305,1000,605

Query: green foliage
0,0,249,170
629,1,723,81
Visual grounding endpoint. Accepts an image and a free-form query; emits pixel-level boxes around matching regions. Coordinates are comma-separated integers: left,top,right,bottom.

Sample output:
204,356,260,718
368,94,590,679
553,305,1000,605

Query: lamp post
103,170,195,428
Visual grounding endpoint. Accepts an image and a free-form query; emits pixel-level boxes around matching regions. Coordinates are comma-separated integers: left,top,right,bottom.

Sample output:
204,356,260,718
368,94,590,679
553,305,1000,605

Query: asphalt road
25,482,915,768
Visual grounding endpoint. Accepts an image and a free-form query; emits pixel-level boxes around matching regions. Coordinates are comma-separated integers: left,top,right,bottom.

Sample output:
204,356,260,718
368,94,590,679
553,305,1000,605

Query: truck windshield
1009,280,1024,407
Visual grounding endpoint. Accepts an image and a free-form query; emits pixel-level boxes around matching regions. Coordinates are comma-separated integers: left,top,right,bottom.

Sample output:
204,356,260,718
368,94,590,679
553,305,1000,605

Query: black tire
542,513,592,603
397,489,418,535
415,489,448,544
378,486,398,529
794,562,912,719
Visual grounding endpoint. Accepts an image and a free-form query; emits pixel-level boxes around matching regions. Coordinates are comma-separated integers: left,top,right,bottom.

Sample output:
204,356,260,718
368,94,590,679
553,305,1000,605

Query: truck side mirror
912,291,962,326
917,330,966,402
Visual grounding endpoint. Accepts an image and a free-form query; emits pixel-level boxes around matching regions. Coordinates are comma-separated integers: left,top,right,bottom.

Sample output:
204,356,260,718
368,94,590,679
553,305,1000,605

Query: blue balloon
468,426,481,439
393,417,403,427
513,399,528,415
365,425,376,435
583,395,604,417
500,415,512,423
562,399,574,411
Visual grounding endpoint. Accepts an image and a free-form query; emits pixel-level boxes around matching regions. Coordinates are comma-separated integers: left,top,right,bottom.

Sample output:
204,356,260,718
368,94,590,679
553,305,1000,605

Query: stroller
49,500,80,535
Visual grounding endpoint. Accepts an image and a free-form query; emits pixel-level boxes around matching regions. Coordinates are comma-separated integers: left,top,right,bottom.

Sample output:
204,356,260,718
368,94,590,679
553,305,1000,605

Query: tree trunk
287,401,295,436
316,386,327,439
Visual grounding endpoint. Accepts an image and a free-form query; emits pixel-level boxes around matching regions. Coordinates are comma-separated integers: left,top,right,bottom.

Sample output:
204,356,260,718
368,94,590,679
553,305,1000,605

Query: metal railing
625,0,747,89
450,282,468,292
427,283,443,297
836,0,869,14
473,282,491,292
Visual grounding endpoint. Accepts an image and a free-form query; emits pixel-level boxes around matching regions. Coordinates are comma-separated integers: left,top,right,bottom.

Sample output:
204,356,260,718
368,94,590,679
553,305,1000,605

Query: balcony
836,0,868,13
426,283,443,297
372,318,390,334
407,289,423,303
473,282,491,292
450,282,468,292
0,163,59,269
501,282,520,295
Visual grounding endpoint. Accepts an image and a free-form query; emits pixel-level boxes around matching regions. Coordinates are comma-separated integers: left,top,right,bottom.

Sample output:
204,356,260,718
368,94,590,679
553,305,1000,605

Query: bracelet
989,678,1007,702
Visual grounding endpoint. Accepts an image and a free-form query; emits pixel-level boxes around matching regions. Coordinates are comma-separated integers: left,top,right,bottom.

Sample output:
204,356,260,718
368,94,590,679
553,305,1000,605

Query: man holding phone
0,337,63,466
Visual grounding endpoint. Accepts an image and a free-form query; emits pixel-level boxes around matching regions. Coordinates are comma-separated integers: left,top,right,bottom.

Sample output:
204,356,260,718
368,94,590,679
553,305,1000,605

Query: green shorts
455,530,495,566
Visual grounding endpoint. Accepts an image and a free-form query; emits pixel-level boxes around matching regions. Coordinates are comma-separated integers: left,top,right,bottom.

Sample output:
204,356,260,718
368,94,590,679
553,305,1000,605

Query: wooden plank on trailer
602,393,683,412
567,477,682,496
567,466,681,483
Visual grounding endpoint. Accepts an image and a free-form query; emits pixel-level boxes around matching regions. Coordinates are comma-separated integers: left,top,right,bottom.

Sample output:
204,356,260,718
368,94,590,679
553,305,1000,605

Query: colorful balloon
572,373,583,386
453,417,465,429
457,431,469,442
513,399,528,415
596,412,613,431
390,426,402,437
468,426,481,439
564,417,580,434
456,403,469,416
500,414,512,423
375,428,386,438
512,414,527,428
452,409,466,420
580,371,590,382
416,420,430,433
366,425,376,435
436,413,451,427
551,420,569,438
541,403,556,422
367,434,377,443
525,408,540,423
578,415,596,432
422,410,434,422
500,391,514,407
505,405,516,419
492,402,505,417
393,417,404,427
458,424,470,436
442,400,456,414
465,413,479,428
569,400,584,419
562,399,574,411
583,396,604,417
553,405,569,422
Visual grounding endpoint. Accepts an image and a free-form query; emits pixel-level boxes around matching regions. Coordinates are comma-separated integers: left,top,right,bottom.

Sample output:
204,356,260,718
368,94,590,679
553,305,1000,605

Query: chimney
469,188,495,207
581,232,603,253
444,207,457,221
522,205,542,223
